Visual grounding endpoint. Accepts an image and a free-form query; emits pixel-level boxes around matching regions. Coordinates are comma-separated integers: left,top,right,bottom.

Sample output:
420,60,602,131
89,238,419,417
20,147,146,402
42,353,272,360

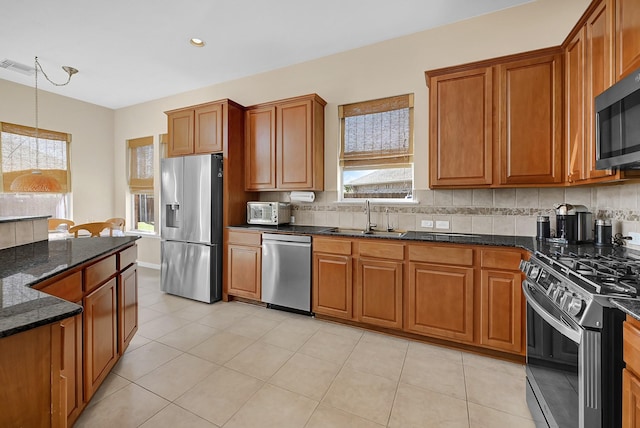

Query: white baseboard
137,261,160,270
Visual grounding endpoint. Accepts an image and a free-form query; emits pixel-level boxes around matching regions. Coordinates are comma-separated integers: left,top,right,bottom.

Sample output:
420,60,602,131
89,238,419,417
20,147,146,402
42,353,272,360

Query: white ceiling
1,0,531,109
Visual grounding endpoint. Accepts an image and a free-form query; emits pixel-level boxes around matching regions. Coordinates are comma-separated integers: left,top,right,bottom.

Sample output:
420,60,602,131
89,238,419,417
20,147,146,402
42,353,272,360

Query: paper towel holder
290,191,316,203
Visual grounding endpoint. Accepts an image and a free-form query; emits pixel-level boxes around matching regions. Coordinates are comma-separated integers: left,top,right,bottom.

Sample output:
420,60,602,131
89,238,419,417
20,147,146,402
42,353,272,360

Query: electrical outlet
290,215,295,224
421,220,434,228
628,231,640,245
435,220,450,230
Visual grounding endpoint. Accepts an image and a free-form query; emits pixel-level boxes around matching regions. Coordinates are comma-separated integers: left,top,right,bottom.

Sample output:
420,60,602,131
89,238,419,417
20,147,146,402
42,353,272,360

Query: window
0,122,71,217
128,136,154,232
339,94,414,200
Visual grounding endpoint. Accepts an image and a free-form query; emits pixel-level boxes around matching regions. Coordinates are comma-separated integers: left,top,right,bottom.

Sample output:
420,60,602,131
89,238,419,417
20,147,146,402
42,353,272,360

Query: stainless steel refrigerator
161,154,223,303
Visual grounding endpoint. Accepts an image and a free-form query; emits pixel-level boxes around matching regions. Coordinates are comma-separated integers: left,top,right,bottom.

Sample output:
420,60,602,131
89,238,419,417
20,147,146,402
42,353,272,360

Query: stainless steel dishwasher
261,233,312,313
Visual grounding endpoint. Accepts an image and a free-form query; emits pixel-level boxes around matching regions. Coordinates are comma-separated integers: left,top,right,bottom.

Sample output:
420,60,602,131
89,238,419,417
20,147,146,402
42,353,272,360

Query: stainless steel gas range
520,250,640,428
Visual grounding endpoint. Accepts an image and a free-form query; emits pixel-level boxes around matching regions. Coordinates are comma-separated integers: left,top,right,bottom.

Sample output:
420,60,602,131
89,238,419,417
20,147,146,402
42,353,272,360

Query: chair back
68,222,114,238
48,218,75,231
106,217,126,231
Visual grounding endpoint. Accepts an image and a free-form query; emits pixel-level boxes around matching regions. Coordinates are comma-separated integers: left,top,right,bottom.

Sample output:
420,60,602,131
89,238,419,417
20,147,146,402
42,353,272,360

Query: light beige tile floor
75,267,536,428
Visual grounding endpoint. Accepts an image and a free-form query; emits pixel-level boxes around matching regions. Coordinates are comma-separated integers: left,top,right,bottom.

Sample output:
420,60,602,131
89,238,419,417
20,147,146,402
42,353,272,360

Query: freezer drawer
261,233,311,312
161,240,221,303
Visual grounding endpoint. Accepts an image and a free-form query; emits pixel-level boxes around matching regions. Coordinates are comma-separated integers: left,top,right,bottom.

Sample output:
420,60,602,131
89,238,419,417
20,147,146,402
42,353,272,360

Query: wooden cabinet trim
227,230,262,246
408,244,474,266
84,254,117,294
358,240,405,260
480,249,523,270
39,271,83,302
314,237,352,255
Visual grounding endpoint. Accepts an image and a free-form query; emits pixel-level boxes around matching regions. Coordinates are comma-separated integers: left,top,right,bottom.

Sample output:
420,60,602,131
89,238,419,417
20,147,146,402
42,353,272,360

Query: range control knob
546,283,556,297
567,296,586,317
553,286,565,304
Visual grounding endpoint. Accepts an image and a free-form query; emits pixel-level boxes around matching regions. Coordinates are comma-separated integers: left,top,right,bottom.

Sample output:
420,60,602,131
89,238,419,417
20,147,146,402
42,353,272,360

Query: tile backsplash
260,182,640,237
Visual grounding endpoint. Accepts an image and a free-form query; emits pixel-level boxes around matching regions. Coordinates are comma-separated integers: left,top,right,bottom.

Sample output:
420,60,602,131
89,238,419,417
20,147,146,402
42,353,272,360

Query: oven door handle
522,280,582,345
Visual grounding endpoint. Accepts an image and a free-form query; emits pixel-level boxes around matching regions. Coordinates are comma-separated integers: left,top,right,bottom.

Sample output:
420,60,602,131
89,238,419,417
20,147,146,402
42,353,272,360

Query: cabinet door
277,99,316,190
480,269,523,354
356,258,403,329
406,262,474,342
587,0,616,180
498,53,563,185
84,278,118,401
313,253,353,319
566,27,586,183
118,265,138,354
168,109,195,157
245,106,276,190
428,67,493,187
60,313,83,426
195,103,223,153
227,244,261,299
615,0,640,81
623,369,640,428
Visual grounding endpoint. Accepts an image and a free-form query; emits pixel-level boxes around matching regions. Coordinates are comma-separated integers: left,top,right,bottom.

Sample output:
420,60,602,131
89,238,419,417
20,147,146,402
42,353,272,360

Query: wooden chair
106,217,125,231
48,218,75,231
68,222,114,237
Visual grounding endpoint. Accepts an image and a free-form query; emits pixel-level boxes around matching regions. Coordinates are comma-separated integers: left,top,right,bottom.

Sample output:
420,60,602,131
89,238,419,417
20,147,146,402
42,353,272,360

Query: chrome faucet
364,199,376,233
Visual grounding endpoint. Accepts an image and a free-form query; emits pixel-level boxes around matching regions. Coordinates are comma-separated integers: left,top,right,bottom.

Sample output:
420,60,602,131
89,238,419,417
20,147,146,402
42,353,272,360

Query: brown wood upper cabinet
166,101,224,157
426,48,563,188
245,94,326,191
615,0,640,81
564,0,640,185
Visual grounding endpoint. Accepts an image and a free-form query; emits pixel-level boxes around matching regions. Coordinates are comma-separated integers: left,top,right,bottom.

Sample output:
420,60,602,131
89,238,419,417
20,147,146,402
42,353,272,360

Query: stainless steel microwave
246,202,291,225
595,66,640,170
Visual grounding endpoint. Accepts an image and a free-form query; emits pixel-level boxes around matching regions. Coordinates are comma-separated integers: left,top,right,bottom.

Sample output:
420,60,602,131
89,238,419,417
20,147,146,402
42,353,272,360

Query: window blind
128,136,153,193
339,94,414,168
0,122,71,193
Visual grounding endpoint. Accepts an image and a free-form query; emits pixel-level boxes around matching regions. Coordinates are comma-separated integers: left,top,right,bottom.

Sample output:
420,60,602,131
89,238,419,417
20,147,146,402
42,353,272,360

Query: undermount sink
420,232,481,238
326,227,407,238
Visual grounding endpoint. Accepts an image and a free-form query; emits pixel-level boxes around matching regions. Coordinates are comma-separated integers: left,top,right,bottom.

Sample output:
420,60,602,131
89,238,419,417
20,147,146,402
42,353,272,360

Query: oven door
523,279,583,428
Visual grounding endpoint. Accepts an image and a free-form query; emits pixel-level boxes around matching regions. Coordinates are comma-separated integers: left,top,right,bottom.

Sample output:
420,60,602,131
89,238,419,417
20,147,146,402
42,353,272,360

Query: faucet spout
364,199,376,233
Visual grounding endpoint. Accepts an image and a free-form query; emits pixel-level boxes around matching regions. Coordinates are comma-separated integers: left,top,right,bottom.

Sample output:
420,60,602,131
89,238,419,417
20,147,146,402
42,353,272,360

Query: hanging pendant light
10,56,78,193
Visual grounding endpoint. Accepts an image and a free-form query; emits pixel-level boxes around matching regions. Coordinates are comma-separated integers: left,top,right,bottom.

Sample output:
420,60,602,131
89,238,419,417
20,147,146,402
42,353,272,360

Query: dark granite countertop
0,236,139,338
0,215,50,223
610,298,640,321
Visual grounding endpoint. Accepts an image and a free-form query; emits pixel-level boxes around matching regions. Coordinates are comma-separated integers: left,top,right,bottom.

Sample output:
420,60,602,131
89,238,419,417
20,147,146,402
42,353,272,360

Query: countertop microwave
595,66,640,170
246,202,291,225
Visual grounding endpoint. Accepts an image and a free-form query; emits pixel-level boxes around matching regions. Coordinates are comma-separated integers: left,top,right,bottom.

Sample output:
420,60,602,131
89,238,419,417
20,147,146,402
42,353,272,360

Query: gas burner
546,251,640,297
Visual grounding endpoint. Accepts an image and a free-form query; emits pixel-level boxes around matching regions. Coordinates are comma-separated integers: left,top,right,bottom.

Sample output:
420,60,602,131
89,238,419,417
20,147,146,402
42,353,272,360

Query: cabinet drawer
227,230,261,246
118,245,137,271
480,249,523,270
40,271,83,302
85,255,117,293
314,237,352,255
408,245,473,266
625,319,640,375
358,241,404,260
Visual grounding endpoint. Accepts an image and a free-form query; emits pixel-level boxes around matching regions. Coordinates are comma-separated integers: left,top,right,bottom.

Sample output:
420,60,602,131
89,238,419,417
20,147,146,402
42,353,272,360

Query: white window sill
126,230,159,238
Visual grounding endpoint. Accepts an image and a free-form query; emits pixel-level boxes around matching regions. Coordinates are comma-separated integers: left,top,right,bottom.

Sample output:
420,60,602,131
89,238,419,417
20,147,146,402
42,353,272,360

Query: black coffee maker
554,203,593,243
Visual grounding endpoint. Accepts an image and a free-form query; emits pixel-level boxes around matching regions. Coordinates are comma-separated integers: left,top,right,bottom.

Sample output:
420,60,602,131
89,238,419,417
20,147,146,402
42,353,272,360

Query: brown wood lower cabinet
313,252,353,319
480,269,523,353
226,230,262,300
357,257,403,329
60,313,83,426
0,323,62,428
312,235,526,358
84,277,119,401
406,262,474,342
119,264,138,353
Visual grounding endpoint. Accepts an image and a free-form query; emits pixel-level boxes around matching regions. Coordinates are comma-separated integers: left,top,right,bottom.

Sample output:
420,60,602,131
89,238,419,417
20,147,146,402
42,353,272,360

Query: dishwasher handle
262,239,311,256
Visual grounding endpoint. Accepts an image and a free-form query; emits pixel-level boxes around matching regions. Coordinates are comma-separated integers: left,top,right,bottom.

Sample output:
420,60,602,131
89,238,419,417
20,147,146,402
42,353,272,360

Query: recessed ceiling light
190,38,205,47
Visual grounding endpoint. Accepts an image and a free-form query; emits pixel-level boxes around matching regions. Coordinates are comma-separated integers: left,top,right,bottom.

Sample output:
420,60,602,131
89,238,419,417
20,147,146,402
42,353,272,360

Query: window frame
127,136,154,233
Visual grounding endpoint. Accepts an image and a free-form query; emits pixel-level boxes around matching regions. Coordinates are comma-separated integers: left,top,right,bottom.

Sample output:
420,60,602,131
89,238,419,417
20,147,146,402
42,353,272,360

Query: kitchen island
0,235,139,427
